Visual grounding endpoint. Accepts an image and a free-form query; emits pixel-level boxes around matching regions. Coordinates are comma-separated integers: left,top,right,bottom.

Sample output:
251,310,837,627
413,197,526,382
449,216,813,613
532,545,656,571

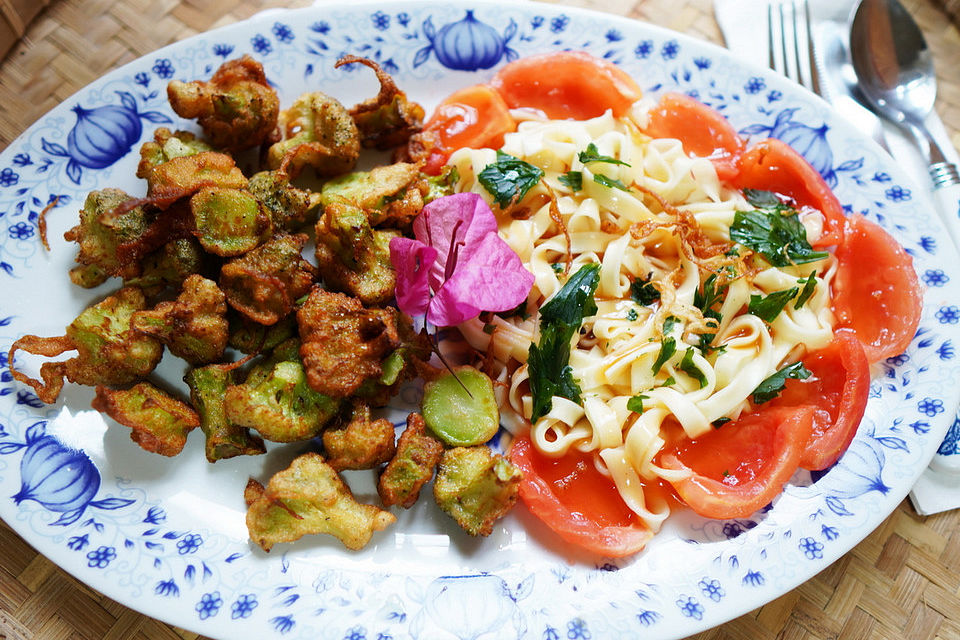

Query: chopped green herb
662,316,680,335
694,273,727,349
743,188,783,208
550,262,565,274
661,375,676,386
749,287,799,323
712,417,732,429
722,470,731,477
678,348,707,388
751,361,812,404
730,209,828,267
558,170,583,191
578,142,630,167
478,151,545,208
794,271,817,309
482,323,496,335
627,394,648,414
528,263,602,422
630,274,660,306
497,299,530,321
593,173,631,191
651,337,676,375
626,308,638,321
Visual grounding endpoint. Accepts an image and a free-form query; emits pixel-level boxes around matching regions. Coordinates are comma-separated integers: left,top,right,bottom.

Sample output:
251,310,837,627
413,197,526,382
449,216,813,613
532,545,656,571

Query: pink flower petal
414,192,499,290
389,236,437,319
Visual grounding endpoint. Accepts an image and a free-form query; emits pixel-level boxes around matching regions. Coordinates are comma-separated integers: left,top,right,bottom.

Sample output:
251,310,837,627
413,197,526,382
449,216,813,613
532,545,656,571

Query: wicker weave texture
1,1,959,640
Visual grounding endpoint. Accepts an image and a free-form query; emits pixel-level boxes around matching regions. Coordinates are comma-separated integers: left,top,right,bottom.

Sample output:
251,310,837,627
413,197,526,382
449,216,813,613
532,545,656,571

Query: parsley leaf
593,173,631,191
630,274,660,305
478,151,544,208
712,417,731,429
730,209,828,267
578,142,630,166
749,287,799,323
794,271,817,309
558,170,583,191
751,361,812,404
627,394,648,413
678,348,708,388
661,375,676,386
652,337,677,374
694,273,727,349
626,308,638,321
528,263,602,421
662,315,680,335
743,188,783,208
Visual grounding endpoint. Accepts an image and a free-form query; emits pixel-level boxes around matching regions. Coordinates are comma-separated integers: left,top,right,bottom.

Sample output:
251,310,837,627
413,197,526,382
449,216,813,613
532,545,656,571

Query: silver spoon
849,0,960,248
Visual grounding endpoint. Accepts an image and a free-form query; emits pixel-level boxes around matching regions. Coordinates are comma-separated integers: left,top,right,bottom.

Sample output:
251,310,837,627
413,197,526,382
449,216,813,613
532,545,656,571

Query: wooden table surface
1,1,960,639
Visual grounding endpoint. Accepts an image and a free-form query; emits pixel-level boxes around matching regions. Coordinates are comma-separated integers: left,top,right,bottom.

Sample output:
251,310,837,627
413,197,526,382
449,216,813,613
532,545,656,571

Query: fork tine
767,0,820,94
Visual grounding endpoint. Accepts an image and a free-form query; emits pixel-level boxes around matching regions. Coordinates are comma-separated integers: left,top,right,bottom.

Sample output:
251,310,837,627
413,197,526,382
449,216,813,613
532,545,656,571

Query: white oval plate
1,2,959,638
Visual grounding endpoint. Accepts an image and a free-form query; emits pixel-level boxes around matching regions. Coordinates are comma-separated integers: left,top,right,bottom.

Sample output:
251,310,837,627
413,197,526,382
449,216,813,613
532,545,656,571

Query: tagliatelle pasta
450,105,839,537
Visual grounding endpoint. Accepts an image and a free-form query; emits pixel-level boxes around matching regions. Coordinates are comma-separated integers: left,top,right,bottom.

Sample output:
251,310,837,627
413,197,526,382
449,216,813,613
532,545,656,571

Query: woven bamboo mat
1,1,959,639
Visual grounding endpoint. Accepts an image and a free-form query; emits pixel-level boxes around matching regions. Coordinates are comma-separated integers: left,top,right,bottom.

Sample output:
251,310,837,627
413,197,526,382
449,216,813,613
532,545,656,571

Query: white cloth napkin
715,0,960,515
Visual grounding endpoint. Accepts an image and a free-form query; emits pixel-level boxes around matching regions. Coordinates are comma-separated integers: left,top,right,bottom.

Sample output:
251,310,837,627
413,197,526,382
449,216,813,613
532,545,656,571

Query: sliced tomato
732,138,845,247
417,84,516,175
644,93,744,182
490,51,642,120
768,329,870,470
658,405,815,520
509,435,652,557
832,213,922,363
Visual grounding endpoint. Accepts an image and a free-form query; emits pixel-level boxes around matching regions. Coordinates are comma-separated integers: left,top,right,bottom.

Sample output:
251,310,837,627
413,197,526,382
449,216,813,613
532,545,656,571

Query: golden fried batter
322,401,397,471
245,452,396,551
267,92,360,179
92,382,200,456
336,55,424,150
136,128,214,179
185,365,266,462
378,412,443,508
433,446,521,537
296,288,401,398
167,55,280,152
191,186,272,257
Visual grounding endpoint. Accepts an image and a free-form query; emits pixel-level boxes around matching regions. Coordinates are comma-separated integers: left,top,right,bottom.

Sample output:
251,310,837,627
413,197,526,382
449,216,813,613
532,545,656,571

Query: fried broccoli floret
296,288,402,398
422,366,500,446
319,163,426,228
9,287,164,404
224,338,340,442
136,128,214,179
247,170,321,232
322,402,397,471
123,237,208,297
142,151,248,210
227,312,298,355
352,314,431,407
185,365,266,462
64,189,151,288
267,91,360,179
167,55,280,152
245,452,396,551
423,165,460,204
335,55,424,150
131,274,229,364
92,382,200,456
433,446,521,537
219,233,316,325
191,186,272,257
378,412,443,508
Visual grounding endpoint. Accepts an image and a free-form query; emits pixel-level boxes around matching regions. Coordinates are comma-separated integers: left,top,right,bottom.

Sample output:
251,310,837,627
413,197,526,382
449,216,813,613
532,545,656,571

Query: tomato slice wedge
415,84,516,175
832,213,923,363
732,138,845,247
768,329,870,470
643,92,744,182
490,51,642,120
509,435,652,557
658,405,815,520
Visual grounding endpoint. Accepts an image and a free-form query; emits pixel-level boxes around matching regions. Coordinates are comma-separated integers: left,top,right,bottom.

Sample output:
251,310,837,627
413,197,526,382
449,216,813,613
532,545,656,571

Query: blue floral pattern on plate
1,2,959,639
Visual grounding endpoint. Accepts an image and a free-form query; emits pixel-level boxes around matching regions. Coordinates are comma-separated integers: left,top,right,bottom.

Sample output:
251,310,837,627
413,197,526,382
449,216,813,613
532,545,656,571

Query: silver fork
767,0,821,95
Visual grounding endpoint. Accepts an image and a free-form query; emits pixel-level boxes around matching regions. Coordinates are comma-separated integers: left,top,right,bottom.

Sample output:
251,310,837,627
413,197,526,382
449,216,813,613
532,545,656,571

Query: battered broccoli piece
433,446,521,537
319,163,426,228
296,288,402,398
224,338,340,442
123,237,208,297
142,151,248,209
378,412,443,508
136,128,214,179
315,201,398,305
191,186,272,257
245,452,396,551
9,287,164,404
227,312,298,355
267,91,360,179
247,170,322,232
219,233,317,325
167,55,280,152
64,188,151,288
352,315,431,407
335,55,425,150
424,165,459,204
92,382,200,456
322,402,397,471
131,274,229,364
185,365,266,462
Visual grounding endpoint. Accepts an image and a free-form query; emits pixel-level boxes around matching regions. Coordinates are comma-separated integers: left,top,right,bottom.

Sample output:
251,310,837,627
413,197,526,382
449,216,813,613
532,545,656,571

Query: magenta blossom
390,192,534,327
